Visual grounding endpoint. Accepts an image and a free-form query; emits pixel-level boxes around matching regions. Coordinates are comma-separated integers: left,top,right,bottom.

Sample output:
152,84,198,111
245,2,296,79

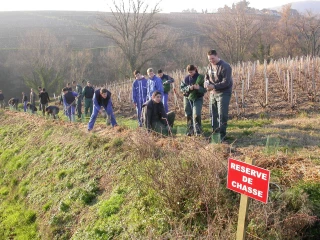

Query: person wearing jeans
180,64,206,136
205,49,233,142
132,70,148,127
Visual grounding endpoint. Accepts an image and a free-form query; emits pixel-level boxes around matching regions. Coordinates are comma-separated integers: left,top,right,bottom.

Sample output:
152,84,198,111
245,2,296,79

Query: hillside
0,109,320,239
0,11,111,50
0,11,201,51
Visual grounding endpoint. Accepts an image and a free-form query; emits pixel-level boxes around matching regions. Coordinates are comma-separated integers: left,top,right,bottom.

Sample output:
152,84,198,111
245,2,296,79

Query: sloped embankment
0,110,319,239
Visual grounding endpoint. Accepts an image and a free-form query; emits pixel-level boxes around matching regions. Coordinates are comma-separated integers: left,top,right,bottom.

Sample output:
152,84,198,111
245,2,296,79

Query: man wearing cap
82,81,95,117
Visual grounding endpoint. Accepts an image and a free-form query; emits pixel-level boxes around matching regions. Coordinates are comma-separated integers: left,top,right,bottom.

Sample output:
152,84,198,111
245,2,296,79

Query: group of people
132,68,175,135
2,49,233,142
131,49,233,141
180,49,233,141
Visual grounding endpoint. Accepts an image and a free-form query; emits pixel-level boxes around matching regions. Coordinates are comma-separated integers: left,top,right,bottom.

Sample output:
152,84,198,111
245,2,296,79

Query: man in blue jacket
157,69,174,113
88,88,118,131
62,87,78,122
146,68,164,101
132,70,148,127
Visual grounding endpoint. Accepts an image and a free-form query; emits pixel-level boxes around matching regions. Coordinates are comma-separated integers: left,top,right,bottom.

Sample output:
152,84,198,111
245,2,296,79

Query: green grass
0,111,319,239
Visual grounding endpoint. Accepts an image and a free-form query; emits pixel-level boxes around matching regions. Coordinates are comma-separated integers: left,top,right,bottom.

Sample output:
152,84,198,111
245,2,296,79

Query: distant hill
271,1,320,13
0,11,202,51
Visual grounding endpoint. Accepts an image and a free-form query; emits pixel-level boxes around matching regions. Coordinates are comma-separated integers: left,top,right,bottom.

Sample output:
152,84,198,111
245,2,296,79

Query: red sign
227,158,270,203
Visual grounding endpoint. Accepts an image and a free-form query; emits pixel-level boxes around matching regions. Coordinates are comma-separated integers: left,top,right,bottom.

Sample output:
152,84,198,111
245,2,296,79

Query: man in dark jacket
82,81,95,117
39,88,50,116
205,49,233,142
45,106,59,119
157,69,174,113
0,90,4,109
87,88,118,131
142,91,175,135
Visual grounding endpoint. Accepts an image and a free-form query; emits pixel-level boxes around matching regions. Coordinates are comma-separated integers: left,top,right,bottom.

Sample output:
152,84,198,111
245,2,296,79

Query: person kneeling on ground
87,88,118,131
27,103,37,113
46,106,60,119
142,91,175,135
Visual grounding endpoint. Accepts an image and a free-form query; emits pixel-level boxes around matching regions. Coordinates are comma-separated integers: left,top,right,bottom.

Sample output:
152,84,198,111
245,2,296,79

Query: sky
0,0,310,12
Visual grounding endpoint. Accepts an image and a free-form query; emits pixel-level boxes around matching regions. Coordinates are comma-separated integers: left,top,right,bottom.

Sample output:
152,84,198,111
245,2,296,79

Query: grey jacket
206,60,233,94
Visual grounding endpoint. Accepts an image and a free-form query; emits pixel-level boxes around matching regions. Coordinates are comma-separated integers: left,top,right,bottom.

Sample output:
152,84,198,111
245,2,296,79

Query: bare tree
201,1,264,63
70,50,93,83
94,0,175,73
293,10,320,56
13,30,71,94
272,4,300,57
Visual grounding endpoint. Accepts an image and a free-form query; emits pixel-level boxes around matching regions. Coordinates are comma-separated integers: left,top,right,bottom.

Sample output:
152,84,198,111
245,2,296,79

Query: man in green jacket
180,64,206,136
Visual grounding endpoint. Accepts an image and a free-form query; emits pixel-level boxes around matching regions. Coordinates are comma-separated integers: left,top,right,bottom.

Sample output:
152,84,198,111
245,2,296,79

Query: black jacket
142,100,167,129
64,91,75,104
39,91,50,104
45,106,59,114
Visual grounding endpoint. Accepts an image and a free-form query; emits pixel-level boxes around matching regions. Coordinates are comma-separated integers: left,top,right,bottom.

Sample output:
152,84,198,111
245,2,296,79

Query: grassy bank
0,109,319,239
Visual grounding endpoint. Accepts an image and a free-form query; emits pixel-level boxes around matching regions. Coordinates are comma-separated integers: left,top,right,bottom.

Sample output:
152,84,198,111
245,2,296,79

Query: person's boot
195,116,202,135
186,116,193,136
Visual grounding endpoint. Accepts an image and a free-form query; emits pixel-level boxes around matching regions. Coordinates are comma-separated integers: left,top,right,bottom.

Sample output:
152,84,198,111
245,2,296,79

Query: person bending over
45,106,60,119
87,88,118,131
